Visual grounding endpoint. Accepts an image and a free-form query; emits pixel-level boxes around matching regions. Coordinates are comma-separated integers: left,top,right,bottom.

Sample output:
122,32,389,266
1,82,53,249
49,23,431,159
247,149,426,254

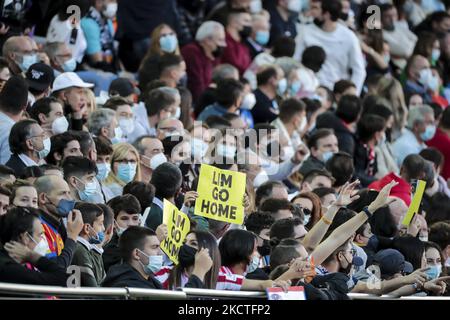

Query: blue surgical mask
111,126,123,144
255,30,270,46
290,80,302,96
277,78,288,96
420,125,436,141
117,163,137,183
425,265,442,280
62,58,77,72
322,151,334,163
56,199,76,217
159,34,178,53
246,255,260,274
431,49,440,62
96,162,111,181
19,54,38,72
138,249,164,274
191,138,208,159
88,225,105,244
37,138,51,160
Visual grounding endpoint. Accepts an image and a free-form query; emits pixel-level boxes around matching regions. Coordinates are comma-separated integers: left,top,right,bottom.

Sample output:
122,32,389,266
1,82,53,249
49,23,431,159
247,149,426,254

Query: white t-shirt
47,15,87,63
294,23,366,94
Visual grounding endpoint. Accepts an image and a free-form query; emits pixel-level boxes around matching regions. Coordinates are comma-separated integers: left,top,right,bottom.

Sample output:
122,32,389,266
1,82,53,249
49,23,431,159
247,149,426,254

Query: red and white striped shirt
216,266,245,291
154,266,189,289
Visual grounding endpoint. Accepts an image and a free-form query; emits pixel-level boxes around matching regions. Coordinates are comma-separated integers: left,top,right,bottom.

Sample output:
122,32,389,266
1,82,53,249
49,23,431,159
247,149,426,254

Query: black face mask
212,46,225,58
385,128,392,143
178,244,197,268
313,18,325,28
340,12,349,21
257,240,271,257
178,0,205,13
239,25,252,39
338,253,352,275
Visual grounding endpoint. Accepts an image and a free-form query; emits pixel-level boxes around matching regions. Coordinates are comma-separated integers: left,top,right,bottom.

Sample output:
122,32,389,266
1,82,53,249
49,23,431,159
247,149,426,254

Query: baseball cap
26,63,55,92
52,72,94,92
108,77,140,97
373,249,414,277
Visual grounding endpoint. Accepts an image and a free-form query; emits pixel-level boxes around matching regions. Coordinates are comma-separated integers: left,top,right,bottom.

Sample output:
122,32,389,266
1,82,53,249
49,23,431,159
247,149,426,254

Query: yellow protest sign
160,199,191,264
194,164,246,225
401,180,426,227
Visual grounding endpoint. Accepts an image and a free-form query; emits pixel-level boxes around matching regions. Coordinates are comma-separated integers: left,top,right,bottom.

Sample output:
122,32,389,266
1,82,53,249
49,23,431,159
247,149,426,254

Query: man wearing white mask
133,136,167,183
404,55,439,105
271,98,307,158
102,96,135,142
299,128,339,177
6,120,51,177
30,97,69,137
87,108,123,144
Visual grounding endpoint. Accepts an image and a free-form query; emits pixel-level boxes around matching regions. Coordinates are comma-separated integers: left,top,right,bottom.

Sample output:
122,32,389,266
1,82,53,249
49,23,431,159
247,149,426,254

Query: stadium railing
0,282,448,300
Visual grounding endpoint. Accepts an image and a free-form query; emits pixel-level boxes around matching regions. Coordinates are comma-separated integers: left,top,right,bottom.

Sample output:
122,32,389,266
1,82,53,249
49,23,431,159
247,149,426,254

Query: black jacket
316,112,356,157
103,233,121,273
0,248,68,286
5,154,27,177
102,262,164,289
251,89,278,124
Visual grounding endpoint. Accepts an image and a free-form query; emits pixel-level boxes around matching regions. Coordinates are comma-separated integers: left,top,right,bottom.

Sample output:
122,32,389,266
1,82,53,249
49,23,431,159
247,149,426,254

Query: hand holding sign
195,164,247,225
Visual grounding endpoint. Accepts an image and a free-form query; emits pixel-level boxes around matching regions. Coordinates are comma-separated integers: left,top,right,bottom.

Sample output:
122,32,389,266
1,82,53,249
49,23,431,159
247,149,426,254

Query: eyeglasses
349,249,357,257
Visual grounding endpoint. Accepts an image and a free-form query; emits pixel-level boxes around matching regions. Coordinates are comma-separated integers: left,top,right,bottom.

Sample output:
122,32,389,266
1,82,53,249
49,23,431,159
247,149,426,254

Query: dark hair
364,103,394,121
204,115,232,129
103,96,132,111
269,218,303,246
222,112,241,123
215,78,244,109
427,193,450,226
158,53,183,76
46,131,79,165
321,0,343,21
39,164,62,174
123,182,155,212
161,135,184,159
256,66,278,86
333,80,356,96
392,236,425,270
260,198,293,217
119,226,156,262
270,245,301,269
279,98,306,123
255,181,285,207
271,36,296,58
303,169,334,185
29,97,62,124
245,211,275,235
219,229,256,266
93,136,113,156
72,131,95,158
144,88,176,117
312,187,336,200
302,46,326,73
0,165,15,179
0,207,40,244
0,75,29,115
97,203,114,230
62,156,98,180
336,95,362,123
401,154,426,182
9,119,38,155
429,221,450,252
357,114,386,143
168,230,220,289
307,128,334,150
324,208,356,239
413,32,438,59
325,152,354,187
419,148,444,170
150,162,182,199
74,202,103,226
107,194,142,219
20,166,44,180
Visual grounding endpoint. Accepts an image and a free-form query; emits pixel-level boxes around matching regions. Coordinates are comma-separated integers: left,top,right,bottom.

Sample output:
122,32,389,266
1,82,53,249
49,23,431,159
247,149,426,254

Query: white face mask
191,138,208,159
103,2,118,19
119,117,135,135
51,116,69,135
281,145,295,161
298,116,307,133
216,144,237,158
253,170,270,188
28,233,49,256
173,107,181,120
149,153,168,170
288,0,302,12
240,93,257,110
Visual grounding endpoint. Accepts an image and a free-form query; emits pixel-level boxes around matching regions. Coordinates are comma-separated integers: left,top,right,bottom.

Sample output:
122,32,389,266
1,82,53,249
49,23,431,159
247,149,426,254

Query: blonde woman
83,89,97,121
104,143,141,197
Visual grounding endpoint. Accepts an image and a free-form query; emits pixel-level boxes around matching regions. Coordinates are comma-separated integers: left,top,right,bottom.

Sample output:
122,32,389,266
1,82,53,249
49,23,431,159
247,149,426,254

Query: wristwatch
362,206,372,219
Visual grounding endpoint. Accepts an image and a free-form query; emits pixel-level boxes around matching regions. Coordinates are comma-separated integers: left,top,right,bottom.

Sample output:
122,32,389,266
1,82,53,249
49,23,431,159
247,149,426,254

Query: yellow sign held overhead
160,199,191,265
401,180,426,227
195,164,246,225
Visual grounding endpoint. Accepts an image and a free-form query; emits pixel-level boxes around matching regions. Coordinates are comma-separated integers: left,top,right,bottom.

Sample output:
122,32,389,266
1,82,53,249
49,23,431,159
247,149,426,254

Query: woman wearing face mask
291,192,323,230
154,230,219,289
103,143,141,197
80,0,119,73
138,24,180,90
217,229,309,291
413,32,441,67
0,207,69,285
424,241,447,281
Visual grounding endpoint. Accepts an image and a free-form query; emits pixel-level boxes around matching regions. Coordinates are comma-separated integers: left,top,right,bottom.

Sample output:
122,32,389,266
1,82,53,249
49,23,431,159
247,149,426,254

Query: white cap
52,72,94,92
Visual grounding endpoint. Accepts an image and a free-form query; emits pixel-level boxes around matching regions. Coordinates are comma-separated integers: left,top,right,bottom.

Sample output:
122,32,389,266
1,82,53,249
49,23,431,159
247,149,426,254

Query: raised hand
155,224,168,242
423,276,450,295
368,180,399,213
4,241,35,263
183,191,198,208
193,248,213,276
66,209,84,240
334,180,360,207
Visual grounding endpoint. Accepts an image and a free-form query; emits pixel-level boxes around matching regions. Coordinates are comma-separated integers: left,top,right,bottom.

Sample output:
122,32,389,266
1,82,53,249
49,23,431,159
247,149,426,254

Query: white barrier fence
0,282,448,300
